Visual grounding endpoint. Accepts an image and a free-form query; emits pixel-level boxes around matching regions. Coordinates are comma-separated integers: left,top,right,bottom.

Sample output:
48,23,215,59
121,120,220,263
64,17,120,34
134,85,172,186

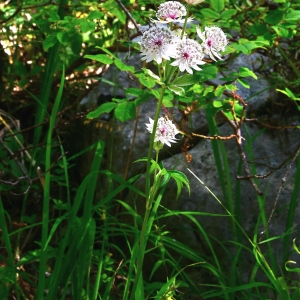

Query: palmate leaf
168,170,190,199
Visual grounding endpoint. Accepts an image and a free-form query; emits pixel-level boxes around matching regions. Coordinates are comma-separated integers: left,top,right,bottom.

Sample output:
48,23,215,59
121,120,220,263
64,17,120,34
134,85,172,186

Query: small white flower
185,0,205,4
171,38,206,74
196,26,228,61
145,116,180,147
155,1,187,23
140,26,177,64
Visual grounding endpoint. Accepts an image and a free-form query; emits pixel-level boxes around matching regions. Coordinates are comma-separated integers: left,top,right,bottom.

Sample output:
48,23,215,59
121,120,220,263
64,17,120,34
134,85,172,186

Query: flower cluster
156,1,187,23
145,116,180,147
140,1,228,72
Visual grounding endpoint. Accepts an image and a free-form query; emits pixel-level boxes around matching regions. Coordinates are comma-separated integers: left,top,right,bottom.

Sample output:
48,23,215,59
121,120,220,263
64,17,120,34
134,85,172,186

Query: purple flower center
207,39,212,47
166,13,177,20
183,52,190,59
154,39,163,46
159,127,166,135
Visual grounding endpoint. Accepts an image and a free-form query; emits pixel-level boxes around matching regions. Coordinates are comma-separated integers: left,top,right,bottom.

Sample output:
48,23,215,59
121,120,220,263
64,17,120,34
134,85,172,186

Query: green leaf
265,10,284,25
87,11,104,20
249,24,269,35
142,68,161,82
86,102,117,119
237,78,250,89
214,85,226,98
200,66,218,80
48,11,60,22
213,100,223,108
210,0,224,12
272,26,291,38
239,67,257,79
277,88,300,100
284,9,300,21
220,9,237,19
137,73,156,89
162,99,173,107
84,54,113,64
80,20,96,33
172,74,201,87
43,34,57,51
231,40,258,54
114,58,135,72
200,8,220,19
168,170,190,198
168,85,185,96
56,31,68,44
114,102,136,122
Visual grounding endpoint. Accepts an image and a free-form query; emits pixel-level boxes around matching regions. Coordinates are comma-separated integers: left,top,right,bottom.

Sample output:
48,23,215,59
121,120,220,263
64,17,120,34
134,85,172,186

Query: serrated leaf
88,11,104,20
172,74,201,87
200,8,220,19
210,0,224,12
86,102,117,119
114,102,136,122
168,85,185,96
84,54,113,64
265,9,283,25
114,58,135,72
43,34,57,51
238,67,257,79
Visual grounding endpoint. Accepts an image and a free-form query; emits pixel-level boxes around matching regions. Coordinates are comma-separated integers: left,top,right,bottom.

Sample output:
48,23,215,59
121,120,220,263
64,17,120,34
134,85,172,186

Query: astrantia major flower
197,26,228,61
155,1,187,23
140,26,176,64
145,116,180,147
171,38,205,74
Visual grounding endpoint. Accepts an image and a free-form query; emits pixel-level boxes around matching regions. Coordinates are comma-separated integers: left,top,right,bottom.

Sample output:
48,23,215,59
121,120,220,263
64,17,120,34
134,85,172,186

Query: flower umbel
156,1,187,23
197,26,228,61
140,26,176,64
171,38,206,74
145,116,180,147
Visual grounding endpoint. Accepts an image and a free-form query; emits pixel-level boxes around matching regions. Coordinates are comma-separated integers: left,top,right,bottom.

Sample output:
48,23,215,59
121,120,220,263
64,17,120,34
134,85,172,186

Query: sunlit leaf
210,0,224,12
114,101,136,122
84,54,113,64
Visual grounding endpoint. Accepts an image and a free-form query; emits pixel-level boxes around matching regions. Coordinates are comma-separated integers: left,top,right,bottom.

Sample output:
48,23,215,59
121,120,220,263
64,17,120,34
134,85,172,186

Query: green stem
131,85,166,298
181,5,191,38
